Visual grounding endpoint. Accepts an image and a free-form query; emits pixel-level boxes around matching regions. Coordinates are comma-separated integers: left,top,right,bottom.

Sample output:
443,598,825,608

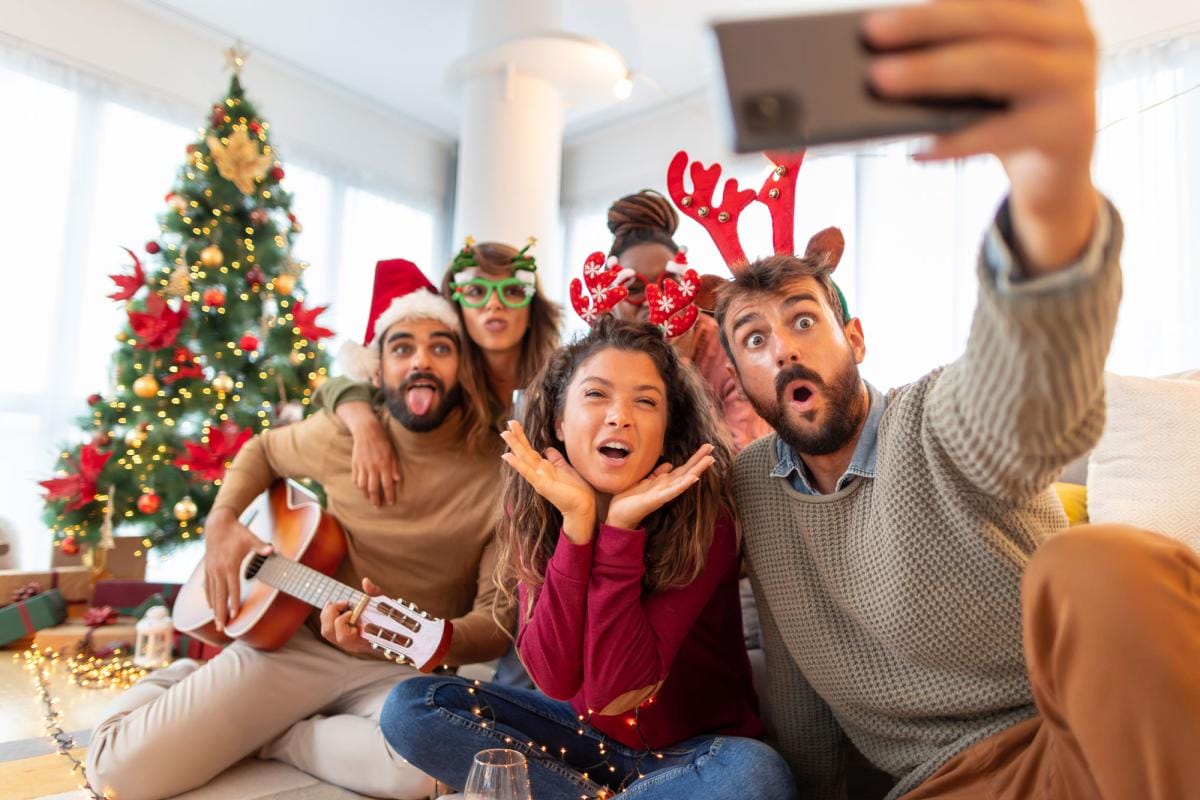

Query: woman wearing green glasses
315,239,561,507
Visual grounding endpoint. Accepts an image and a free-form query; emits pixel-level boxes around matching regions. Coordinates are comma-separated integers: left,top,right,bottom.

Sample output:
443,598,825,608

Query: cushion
1052,483,1089,526
1087,373,1200,551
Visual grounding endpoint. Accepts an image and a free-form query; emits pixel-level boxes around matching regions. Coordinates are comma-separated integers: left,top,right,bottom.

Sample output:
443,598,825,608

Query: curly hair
496,316,736,618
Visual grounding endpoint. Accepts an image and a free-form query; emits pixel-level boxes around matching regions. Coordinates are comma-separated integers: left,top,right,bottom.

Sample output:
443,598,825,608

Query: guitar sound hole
244,553,267,580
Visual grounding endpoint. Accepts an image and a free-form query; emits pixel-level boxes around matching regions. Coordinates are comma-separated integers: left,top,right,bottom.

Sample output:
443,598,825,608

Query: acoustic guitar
173,480,452,671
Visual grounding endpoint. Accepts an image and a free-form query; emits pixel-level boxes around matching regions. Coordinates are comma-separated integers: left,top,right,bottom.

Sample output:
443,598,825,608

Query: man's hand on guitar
321,577,383,656
203,507,272,633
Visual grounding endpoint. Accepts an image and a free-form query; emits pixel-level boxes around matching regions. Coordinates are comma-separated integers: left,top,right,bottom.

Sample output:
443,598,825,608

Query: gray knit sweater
734,202,1123,799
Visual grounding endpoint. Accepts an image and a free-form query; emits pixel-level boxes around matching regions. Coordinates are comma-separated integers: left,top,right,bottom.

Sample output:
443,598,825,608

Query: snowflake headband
569,251,702,339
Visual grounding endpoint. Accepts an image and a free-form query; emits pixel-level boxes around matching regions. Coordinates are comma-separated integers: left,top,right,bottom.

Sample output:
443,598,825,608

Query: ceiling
141,0,873,141
142,0,1196,143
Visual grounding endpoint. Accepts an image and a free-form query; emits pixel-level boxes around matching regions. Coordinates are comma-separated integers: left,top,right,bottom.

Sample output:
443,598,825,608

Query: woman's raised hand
606,443,715,532
500,420,597,545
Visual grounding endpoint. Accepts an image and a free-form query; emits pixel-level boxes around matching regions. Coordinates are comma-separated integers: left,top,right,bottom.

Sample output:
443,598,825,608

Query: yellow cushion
1053,482,1089,525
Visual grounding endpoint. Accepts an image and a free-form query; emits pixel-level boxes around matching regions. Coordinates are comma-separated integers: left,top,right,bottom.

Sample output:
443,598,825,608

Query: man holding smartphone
715,2,1199,799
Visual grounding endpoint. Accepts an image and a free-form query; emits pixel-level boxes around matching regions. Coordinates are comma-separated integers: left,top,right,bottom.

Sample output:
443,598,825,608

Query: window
0,56,439,571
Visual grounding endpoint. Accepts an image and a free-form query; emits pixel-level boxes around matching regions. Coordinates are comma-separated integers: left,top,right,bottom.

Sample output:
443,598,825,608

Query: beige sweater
212,407,512,666
733,202,1123,799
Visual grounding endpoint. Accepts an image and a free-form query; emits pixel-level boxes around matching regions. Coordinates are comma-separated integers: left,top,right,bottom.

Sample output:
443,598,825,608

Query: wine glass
463,748,531,800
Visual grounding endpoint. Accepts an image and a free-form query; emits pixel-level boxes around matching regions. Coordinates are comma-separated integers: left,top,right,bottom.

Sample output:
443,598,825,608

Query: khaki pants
86,624,435,800
903,525,1200,800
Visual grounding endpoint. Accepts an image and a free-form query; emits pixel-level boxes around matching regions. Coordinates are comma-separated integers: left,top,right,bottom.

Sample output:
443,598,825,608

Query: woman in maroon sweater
380,317,793,799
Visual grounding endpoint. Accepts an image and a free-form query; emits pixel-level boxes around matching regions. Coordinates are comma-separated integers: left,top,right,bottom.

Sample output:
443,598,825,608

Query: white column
448,0,627,302
453,69,565,296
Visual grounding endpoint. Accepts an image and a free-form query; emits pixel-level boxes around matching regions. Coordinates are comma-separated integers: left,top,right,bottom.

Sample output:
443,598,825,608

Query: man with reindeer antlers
661,3,1200,800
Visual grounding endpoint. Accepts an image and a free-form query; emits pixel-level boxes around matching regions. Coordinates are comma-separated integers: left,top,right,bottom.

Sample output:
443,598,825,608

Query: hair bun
607,190,679,238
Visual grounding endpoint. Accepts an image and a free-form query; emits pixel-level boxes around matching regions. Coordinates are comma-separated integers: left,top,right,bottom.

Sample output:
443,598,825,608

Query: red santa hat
336,259,461,381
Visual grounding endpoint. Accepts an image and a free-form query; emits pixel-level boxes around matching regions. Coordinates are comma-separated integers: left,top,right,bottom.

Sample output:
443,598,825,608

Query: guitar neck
252,555,364,611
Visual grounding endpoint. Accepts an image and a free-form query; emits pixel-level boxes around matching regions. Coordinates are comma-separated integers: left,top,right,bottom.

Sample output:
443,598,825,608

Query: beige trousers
902,524,1200,800
86,624,435,800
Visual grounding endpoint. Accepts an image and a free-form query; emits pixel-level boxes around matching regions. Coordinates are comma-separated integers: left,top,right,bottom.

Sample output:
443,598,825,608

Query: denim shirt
769,196,1112,496
771,381,886,495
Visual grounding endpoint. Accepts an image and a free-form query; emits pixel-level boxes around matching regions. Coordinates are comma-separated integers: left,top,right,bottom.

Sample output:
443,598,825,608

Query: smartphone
712,8,1007,152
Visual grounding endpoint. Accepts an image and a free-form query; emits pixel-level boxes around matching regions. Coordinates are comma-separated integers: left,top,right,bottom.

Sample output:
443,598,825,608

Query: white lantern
134,605,175,669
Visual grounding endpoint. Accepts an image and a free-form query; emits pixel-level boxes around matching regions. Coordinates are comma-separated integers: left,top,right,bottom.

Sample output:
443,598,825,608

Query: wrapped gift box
0,567,93,604
0,589,68,647
92,580,181,616
174,631,224,660
51,535,147,580
34,617,138,656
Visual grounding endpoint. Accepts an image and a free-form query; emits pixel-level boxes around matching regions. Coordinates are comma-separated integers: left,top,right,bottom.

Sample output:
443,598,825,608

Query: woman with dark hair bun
607,190,771,450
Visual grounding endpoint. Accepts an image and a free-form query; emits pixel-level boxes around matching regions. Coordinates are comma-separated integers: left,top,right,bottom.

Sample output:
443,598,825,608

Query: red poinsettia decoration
128,293,189,351
291,301,335,342
108,248,146,302
174,421,253,482
39,443,112,512
164,347,203,385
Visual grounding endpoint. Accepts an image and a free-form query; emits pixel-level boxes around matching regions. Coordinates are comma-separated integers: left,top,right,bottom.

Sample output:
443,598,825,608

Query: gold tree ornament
199,244,224,268
133,375,160,399
273,273,296,295
212,372,235,394
206,128,272,194
173,496,198,521
125,427,148,449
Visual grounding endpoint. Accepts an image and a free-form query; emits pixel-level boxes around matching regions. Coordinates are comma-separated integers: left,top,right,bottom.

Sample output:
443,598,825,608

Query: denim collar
770,381,886,495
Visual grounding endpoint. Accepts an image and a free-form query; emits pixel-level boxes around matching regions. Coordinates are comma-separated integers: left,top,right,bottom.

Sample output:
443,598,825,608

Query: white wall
560,0,1200,206
0,0,453,206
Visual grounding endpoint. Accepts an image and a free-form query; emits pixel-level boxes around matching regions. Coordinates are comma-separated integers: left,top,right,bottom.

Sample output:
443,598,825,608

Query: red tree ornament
145,241,161,255
203,287,226,307
128,293,188,351
211,105,227,126
136,491,161,515
59,537,80,557
38,443,112,512
174,421,253,482
87,393,102,407
248,121,262,135
269,165,285,181
239,333,259,351
245,267,265,287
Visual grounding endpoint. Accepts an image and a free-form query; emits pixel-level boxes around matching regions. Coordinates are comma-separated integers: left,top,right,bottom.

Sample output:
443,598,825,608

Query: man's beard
747,356,865,457
381,372,462,433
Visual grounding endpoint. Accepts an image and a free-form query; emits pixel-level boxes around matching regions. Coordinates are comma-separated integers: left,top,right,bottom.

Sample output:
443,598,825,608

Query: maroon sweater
516,517,764,750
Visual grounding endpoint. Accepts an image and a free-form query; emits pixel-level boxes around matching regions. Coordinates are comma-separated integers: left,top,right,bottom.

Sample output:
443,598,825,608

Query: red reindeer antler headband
666,148,850,319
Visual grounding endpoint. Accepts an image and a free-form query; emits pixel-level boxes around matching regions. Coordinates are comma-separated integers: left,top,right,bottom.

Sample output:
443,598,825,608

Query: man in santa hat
88,259,511,800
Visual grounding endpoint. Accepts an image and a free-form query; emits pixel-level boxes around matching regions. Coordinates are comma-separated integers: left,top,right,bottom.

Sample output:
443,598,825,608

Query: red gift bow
10,581,43,605
570,252,630,324
84,605,119,627
646,268,701,339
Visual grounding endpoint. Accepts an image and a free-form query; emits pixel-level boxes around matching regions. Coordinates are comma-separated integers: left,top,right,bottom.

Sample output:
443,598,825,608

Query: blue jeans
380,676,795,800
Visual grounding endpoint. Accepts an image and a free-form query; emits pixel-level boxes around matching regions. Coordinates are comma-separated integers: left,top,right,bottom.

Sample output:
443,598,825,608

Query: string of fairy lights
463,678,670,799
18,646,147,799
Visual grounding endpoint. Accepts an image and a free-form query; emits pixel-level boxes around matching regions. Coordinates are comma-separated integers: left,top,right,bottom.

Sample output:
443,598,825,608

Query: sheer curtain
0,45,440,572
563,34,1199,391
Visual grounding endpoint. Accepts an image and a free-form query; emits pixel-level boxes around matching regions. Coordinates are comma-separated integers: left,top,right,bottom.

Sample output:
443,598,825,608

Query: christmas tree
39,63,335,559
